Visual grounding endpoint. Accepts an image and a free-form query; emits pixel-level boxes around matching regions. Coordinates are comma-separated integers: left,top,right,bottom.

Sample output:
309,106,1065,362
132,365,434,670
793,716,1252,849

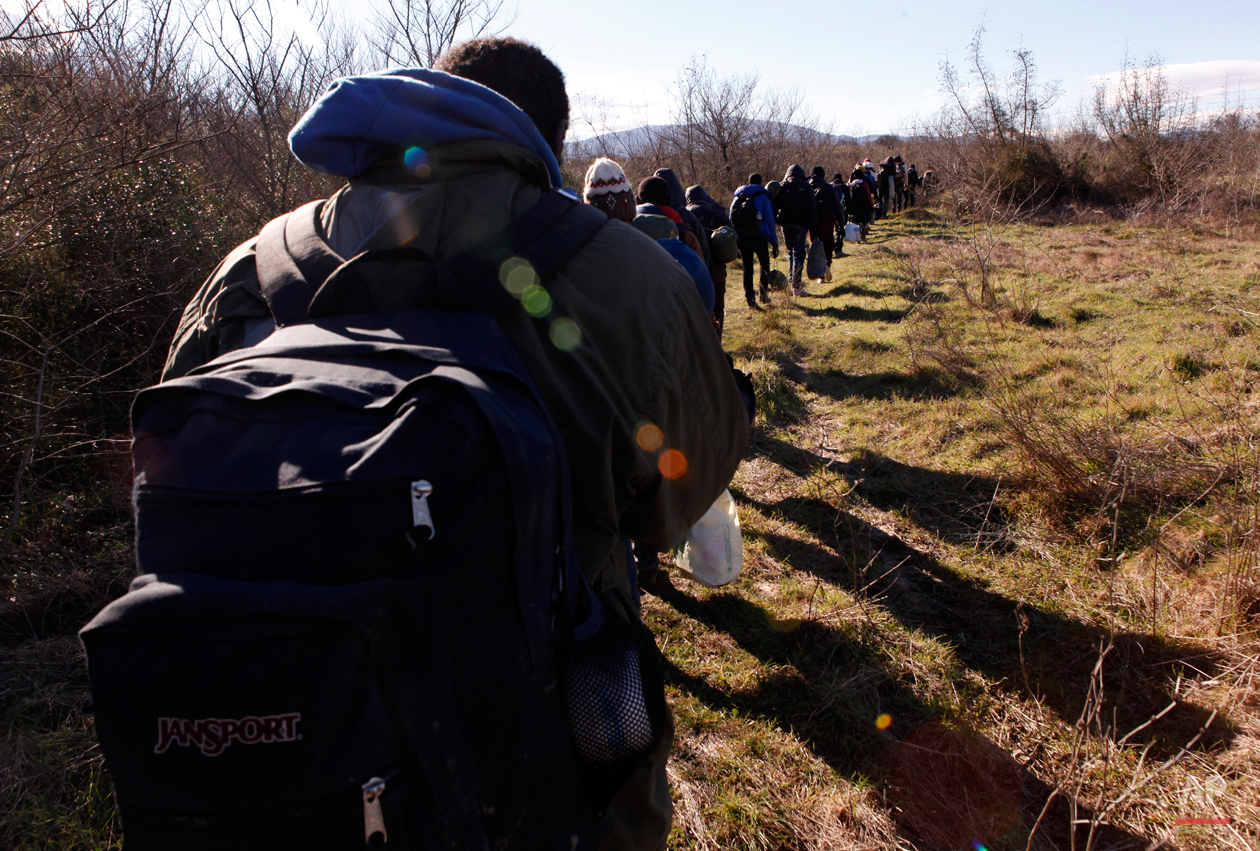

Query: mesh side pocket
561,641,654,765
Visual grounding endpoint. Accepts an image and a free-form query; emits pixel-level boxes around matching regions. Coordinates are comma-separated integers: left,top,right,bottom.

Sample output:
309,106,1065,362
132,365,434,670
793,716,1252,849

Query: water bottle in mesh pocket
562,640,655,764
559,590,668,810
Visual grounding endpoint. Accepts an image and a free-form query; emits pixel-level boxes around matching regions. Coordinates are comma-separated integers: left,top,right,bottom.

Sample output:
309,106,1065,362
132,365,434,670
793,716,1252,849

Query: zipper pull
362,776,388,845
410,480,435,541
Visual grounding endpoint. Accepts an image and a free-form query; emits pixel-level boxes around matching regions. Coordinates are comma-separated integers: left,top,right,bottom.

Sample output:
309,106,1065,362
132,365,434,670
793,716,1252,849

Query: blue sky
502,0,1260,138
8,0,1252,138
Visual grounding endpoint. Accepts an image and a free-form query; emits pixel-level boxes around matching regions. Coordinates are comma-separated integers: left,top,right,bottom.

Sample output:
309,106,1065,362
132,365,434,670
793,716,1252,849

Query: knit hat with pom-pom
583,157,635,223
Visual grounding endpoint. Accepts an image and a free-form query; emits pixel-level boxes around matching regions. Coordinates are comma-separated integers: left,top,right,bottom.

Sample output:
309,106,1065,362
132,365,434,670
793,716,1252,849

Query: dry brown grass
651,208,1260,850
3,208,1259,850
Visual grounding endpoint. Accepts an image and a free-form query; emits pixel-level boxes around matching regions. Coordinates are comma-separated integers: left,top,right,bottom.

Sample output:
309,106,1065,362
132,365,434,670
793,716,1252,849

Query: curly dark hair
433,37,569,155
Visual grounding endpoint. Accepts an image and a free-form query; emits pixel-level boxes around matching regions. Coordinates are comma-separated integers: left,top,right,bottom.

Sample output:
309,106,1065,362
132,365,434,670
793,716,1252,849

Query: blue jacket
730,185,777,245
658,238,715,314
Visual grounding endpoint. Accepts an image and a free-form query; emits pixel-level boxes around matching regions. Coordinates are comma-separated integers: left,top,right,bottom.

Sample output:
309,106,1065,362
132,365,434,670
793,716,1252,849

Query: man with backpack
808,166,843,278
830,172,851,256
89,37,750,851
685,184,734,334
893,155,907,213
906,163,921,208
729,173,778,307
878,157,897,218
773,164,820,296
848,166,875,242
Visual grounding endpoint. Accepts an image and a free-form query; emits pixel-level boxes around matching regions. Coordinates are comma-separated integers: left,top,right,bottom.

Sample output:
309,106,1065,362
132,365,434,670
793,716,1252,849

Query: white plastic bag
844,222,861,242
673,489,743,587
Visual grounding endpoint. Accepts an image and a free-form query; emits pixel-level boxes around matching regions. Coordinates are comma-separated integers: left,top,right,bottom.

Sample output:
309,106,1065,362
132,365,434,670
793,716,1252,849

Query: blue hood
289,68,563,187
733,184,768,200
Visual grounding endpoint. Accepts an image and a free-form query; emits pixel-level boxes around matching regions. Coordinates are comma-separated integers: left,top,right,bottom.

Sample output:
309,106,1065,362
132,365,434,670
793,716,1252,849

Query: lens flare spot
636,423,664,452
403,146,431,178
549,317,581,351
658,449,687,480
499,257,538,296
875,713,893,730
768,616,802,632
521,285,552,317
972,842,990,851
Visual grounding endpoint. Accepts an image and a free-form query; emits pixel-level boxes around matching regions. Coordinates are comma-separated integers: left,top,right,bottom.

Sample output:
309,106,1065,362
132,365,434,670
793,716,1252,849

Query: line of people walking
582,155,933,323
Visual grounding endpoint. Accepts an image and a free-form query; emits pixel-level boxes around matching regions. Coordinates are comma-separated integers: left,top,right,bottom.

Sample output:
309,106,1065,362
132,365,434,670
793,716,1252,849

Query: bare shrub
366,0,514,69
988,387,1233,543
190,0,356,222
930,22,1065,209
1092,53,1209,208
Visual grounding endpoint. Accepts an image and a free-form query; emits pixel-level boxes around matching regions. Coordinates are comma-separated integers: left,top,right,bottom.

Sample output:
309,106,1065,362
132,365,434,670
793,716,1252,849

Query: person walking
773,164,819,296
654,167,710,269
583,157,636,222
159,37,750,850
831,172,850,256
686,184,734,333
848,167,875,242
809,165,843,279
877,156,897,218
893,155,906,213
637,176,705,259
729,173,778,306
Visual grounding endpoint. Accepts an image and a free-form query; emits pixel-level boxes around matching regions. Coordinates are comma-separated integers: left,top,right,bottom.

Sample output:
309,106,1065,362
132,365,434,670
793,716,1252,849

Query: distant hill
566,121,877,160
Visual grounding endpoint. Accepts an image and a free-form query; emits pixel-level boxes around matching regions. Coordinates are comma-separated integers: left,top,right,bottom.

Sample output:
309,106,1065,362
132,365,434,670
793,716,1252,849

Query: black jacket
685,185,732,232
655,168,710,265
774,165,819,230
809,173,843,223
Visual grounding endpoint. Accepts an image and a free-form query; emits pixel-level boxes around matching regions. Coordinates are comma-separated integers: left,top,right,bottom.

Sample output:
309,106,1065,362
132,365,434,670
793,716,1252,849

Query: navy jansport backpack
80,190,667,850
730,193,762,238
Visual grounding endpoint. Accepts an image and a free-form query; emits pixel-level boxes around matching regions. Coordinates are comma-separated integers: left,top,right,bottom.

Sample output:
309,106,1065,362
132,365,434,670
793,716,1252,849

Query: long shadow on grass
656,590,1165,850
752,437,996,540
802,366,970,402
726,441,1233,760
799,304,910,323
820,280,886,299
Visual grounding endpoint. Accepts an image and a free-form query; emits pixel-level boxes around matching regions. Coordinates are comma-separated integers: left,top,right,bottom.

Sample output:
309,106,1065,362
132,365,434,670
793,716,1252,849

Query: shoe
793,286,805,296
638,568,674,597
759,287,770,304
746,296,757,308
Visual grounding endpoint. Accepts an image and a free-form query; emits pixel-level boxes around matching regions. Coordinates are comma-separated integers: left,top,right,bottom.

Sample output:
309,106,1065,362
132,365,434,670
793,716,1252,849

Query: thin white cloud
1088,59,1260,99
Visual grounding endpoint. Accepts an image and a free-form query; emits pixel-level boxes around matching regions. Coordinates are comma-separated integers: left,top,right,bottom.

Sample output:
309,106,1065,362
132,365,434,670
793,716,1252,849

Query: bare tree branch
366,0,515,69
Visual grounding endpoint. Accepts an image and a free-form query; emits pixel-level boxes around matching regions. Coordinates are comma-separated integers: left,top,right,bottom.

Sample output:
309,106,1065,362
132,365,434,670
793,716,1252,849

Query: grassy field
654,208,1260,850
2,208,1258,849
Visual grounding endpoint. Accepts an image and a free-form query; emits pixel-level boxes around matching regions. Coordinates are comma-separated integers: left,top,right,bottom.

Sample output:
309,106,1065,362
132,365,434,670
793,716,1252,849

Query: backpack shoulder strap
445,190,607,317
254,200,345,327
254,190,606,323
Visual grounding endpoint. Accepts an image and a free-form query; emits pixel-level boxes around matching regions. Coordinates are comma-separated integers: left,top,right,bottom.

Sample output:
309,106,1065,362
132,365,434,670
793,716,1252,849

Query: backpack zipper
362,776,388,845
409,480,435,542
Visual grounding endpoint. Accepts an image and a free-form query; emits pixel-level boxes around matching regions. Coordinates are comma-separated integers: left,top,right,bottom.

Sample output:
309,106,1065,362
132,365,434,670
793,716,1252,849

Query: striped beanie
582,157,635,223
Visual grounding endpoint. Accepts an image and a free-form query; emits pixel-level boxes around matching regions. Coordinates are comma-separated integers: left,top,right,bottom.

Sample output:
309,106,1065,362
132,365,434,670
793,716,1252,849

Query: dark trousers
737,235,770,300
782,224,807,286
817,219,836,263
710,261,727,334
